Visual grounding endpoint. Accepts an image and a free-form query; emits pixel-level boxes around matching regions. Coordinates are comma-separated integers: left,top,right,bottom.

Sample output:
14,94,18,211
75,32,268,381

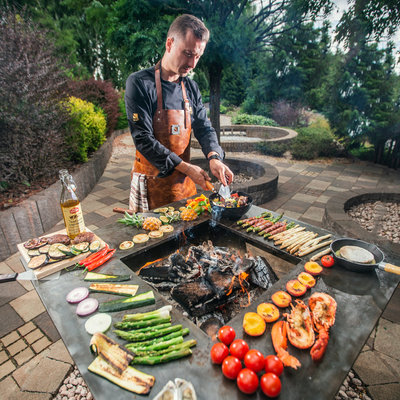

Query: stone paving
0,132,399,399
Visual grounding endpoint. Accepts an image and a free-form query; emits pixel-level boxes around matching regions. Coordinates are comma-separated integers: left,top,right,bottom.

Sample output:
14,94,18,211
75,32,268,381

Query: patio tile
7,338,27,356
280,200,310,214
14,347,35,365
0,359,16,379
18,322,35,336
302,206,325,222
81,199,108,213
5,253,25,273
316,195,330,204
17,279,34,292
32,336,51,353
277,175,291,183
97,196,121,206
368,383,400,400
305,180,331,191
276,209,302,220
33,312,60,343
0,376,20,399
0,261,13,274
1,330,20,346
83,211,106,225
382,285,400,324
291,193,319,204
279,170,299,177
0,305,24,338
41,339,73,364
10,291,45,322
0,281,27,307
13,354,71,394
25,329,43,345
319,170,341,178
0,350,7,364
354,350,397,385
298,217,323,228
375,318,400,360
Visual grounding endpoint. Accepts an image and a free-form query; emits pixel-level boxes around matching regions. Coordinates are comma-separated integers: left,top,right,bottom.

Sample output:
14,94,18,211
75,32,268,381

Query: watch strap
208,154,222,162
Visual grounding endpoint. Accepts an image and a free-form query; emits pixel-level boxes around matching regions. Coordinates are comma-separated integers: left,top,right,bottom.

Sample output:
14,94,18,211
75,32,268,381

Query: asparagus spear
131,348,192,365
125,328,189,349
122,306,172,322
114,322,171,333
114,325,183,342
133,340,197,357
114,317,171,330
128,336,184,353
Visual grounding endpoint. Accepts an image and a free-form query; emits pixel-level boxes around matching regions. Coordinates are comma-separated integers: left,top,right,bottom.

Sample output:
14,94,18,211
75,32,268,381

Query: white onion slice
85,313,112,335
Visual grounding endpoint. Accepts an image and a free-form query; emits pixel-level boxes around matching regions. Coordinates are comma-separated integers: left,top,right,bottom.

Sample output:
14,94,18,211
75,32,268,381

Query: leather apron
132,62,197,210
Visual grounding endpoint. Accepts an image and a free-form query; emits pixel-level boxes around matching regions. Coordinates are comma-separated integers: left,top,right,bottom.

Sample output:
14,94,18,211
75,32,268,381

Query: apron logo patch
171,124,180,135
132,113,139,122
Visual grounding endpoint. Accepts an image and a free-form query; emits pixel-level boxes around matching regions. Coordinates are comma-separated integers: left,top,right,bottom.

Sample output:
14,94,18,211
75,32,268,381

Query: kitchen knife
0,270,37,283
218,184,231,200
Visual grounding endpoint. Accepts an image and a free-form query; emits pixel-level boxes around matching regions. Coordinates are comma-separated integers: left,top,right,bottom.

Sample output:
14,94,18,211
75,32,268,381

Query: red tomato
210,342,229,364
260,373,282,398
236,368,259,394
264,355,284,377
321,255,335,267
222,356,242,380
229,339,249,360
244,349,265,373
218,325,236,345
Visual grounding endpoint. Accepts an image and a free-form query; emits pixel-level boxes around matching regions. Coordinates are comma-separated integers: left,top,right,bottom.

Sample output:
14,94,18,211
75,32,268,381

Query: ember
137,240,276,319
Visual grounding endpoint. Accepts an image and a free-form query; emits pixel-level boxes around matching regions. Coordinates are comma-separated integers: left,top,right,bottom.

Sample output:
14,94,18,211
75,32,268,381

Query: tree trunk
208,63,223,144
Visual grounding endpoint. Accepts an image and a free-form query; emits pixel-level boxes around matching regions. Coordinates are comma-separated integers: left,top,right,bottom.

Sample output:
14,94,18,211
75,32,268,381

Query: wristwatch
208,154,222,162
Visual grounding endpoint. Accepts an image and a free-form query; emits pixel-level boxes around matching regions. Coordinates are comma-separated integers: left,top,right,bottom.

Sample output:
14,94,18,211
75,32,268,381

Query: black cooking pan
331,238,400,275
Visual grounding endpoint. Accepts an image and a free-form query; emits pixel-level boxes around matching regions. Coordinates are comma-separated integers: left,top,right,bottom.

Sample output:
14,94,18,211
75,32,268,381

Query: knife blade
0,270,37,283
218,184,231,200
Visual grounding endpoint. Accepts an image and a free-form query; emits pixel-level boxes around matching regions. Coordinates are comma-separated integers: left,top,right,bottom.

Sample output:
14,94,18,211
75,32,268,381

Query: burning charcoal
231,256,255,276
206,269,242,298
139,265,171,282
170,253,192,271
249,256,276,289
146,281,176,291
171,279,214,310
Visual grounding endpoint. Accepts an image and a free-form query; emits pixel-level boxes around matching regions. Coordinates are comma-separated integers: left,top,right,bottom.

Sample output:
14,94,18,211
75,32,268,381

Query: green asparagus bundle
114,325,183,342
114,317,171,330
125,328,190,350
131,348,193,365
133,340,197,357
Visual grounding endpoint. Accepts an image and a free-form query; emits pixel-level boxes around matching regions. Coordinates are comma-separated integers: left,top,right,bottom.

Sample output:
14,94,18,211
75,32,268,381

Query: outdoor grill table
28,203,400,400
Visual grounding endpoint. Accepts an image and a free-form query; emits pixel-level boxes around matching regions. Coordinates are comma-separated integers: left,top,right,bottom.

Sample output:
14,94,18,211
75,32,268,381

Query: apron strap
154,62,163,110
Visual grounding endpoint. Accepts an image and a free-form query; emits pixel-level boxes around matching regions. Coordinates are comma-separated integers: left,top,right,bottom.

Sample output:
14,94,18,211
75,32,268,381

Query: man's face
166,30,207,77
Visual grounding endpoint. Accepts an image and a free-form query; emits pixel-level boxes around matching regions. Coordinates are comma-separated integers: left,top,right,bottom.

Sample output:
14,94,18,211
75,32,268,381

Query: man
125,14,234,211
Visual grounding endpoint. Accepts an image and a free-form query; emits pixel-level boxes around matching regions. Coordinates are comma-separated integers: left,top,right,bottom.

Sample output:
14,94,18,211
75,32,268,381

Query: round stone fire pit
192,157,279,205
324,187,400,257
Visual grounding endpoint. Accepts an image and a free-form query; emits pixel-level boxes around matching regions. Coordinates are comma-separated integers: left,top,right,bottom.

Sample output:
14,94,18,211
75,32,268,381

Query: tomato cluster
210,325,284,397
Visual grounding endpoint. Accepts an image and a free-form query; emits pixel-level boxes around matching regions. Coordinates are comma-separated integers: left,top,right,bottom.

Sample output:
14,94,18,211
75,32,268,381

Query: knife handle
0,273,18,283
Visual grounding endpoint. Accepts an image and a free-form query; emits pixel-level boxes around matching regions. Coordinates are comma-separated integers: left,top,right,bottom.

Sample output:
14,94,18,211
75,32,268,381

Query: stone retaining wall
323,187,400,257
192,157,279,205
0,128,129,262
192,126,297,152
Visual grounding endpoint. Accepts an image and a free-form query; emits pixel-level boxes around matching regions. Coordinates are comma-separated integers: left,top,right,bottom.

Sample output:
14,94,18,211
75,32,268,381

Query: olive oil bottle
59,169,85,239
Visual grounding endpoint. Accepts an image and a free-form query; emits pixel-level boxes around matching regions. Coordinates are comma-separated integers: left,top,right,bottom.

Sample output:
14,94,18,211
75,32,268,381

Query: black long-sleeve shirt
125,66,224,177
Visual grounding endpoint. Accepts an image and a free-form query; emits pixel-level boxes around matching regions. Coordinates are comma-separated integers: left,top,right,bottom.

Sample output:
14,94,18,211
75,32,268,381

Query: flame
238,271,251,306
136,258,163,275
226,276,236,296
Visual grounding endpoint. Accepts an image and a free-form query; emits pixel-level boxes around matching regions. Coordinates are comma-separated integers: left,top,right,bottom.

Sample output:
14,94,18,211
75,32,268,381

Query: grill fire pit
122,222,277,335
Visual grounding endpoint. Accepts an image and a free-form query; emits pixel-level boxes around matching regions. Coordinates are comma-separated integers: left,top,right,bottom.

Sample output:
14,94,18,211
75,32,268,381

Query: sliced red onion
76,298,99,317
66,287,89,304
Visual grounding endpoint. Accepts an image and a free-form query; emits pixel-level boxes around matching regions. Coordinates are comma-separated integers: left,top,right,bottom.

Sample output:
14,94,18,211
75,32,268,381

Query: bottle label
61,203,85,236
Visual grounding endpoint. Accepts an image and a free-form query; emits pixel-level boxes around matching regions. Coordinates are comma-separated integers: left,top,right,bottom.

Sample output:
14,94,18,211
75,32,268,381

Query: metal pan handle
379,263,400,275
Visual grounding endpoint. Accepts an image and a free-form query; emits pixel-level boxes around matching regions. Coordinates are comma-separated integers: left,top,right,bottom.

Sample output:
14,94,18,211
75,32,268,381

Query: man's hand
209,159,234,186
176,161,212,190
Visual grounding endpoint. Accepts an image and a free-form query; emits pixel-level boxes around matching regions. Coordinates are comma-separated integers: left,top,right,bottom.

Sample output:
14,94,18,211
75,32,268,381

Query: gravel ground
347,201,400,243
53,366,93,400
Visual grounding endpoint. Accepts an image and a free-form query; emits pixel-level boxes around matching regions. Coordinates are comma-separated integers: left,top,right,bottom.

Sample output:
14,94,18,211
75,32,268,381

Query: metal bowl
209,191,253,220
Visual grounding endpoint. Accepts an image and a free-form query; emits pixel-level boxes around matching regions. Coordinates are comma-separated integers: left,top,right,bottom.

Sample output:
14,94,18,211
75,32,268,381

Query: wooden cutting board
17,229,107,279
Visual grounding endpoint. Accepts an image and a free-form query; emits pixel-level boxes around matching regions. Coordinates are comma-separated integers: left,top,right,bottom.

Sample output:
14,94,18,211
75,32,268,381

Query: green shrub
64,96,107,162
256,142,289,157
116,93,128,130
232,113,278,126
220,104,228,114
290,120,336,160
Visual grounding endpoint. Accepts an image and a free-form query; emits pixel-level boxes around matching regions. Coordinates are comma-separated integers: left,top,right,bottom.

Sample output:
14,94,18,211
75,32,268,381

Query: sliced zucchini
58,244,72,256
28,254,47,269
72,242,90,253
159,216,169,224
84,272,131,282
88,356,155,394
48,244,66,259
89,240,101,253
89,283,139,297
168,206,175,212
39,244,50,254
70,248,82,256
98,291,155,313
153,207,168,213
27,249,40,257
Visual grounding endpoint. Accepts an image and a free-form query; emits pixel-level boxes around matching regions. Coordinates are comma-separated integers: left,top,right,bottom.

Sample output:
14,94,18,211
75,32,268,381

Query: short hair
167,14,209,42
